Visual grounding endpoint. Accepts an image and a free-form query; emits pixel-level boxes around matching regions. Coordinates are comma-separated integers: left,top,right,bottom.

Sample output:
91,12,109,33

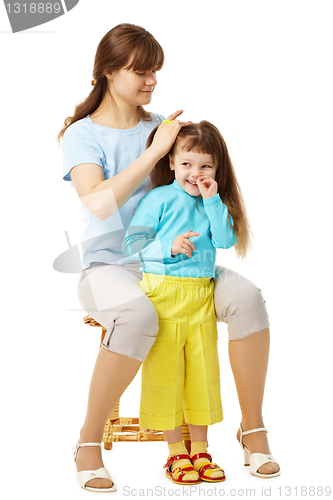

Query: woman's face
169,141,217,196
106,65,157,108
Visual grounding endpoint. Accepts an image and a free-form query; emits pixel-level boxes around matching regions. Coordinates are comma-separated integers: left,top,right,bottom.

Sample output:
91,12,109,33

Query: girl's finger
183,231,200,238
197,174,210,181
183,239,196,252
181,245,192,257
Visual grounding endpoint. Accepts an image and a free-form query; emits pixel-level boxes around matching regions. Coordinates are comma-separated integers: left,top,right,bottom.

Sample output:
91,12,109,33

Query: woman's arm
70,114,183,220
70,147,161,220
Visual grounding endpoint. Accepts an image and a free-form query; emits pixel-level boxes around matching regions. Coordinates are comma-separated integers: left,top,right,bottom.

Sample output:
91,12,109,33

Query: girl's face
106,65,157,108
170,142,217,196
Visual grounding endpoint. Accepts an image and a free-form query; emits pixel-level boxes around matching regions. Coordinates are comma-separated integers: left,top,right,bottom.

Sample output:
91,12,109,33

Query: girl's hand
197,174,218,199
171,231,200,258
149,120,182,159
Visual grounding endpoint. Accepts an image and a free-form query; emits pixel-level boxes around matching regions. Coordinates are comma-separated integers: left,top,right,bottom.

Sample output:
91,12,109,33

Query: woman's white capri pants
77,262,270,362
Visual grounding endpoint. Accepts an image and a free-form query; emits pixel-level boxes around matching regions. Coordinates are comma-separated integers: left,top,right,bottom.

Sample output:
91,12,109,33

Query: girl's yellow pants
139,273,223,430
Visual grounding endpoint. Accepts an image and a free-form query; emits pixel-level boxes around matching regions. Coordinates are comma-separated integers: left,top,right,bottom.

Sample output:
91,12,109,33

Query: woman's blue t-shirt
62,113,164,270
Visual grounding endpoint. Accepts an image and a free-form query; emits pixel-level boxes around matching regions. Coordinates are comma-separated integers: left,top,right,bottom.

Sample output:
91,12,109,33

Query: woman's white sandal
238,425,280,478
73,442,117,492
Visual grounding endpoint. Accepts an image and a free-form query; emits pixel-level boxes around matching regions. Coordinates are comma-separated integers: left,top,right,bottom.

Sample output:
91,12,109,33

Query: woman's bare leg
75,347,141,489
228,327,279,475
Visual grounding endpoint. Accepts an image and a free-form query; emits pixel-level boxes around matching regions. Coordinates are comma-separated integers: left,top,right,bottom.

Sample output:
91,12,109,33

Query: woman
59,23,279,492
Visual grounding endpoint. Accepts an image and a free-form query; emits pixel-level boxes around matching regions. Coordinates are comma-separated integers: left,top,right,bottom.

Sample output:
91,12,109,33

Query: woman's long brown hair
147,121,252,259
58,23,164,142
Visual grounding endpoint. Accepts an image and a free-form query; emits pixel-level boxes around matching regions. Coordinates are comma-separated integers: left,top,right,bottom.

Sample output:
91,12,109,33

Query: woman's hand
197,174,218,199
166,110,192,127
166,109,184,121
149,119,182,159
171,230,200,258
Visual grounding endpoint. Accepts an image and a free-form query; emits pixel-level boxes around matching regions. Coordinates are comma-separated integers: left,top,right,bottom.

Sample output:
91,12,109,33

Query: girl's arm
70,119,182,220
197,175,237,249
203,195,237,249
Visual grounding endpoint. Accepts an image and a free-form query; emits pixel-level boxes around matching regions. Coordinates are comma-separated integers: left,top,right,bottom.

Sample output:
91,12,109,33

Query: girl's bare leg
228,327,279,475
188,424,208,443
163,426,183,444
75,348,141,489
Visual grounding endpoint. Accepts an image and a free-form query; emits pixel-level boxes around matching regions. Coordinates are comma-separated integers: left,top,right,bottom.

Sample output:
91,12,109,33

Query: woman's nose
145,72,157,86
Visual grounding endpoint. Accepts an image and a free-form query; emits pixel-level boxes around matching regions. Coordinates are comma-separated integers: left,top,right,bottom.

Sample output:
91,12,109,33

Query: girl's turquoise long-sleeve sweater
122,180,237,278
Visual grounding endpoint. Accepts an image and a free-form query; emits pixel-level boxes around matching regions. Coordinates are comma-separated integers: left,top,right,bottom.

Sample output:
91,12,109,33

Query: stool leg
182,421,191,453
100,327,107,346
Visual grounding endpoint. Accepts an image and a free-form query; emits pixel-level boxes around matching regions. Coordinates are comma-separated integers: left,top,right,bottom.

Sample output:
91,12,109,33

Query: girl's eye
202,165,212,168
136,71,145,76
182,163,191,167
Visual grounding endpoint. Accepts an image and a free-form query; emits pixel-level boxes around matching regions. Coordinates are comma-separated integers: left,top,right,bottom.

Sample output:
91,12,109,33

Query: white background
1,1,332,498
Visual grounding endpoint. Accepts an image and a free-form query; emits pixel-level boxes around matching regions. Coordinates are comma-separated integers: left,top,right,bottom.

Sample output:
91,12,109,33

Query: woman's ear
104,71,113,81
169,154,174,171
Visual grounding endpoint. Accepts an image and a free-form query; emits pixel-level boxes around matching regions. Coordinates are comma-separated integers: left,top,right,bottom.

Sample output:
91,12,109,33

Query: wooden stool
83,315,191,452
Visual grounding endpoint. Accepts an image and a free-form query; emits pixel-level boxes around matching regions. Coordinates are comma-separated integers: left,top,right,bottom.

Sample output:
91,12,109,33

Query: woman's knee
101,295,160,362
214,266,270,340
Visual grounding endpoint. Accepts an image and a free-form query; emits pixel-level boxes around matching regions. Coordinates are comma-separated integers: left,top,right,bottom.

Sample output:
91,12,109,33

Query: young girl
123,120,262,484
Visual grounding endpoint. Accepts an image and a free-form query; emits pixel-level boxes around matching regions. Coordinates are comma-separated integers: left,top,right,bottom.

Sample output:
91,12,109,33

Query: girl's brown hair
147,121,252,259
58,23,164,141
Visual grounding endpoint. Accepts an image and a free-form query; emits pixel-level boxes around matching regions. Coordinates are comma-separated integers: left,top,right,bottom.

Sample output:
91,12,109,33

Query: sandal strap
199,462,223,475
249,453,279,475
77,467,113,488
163,454,191,469
72,441,102,462
239,424,267,446
191,453,224,477
191,452,212,462
172,464,198,479
242,427,267,436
